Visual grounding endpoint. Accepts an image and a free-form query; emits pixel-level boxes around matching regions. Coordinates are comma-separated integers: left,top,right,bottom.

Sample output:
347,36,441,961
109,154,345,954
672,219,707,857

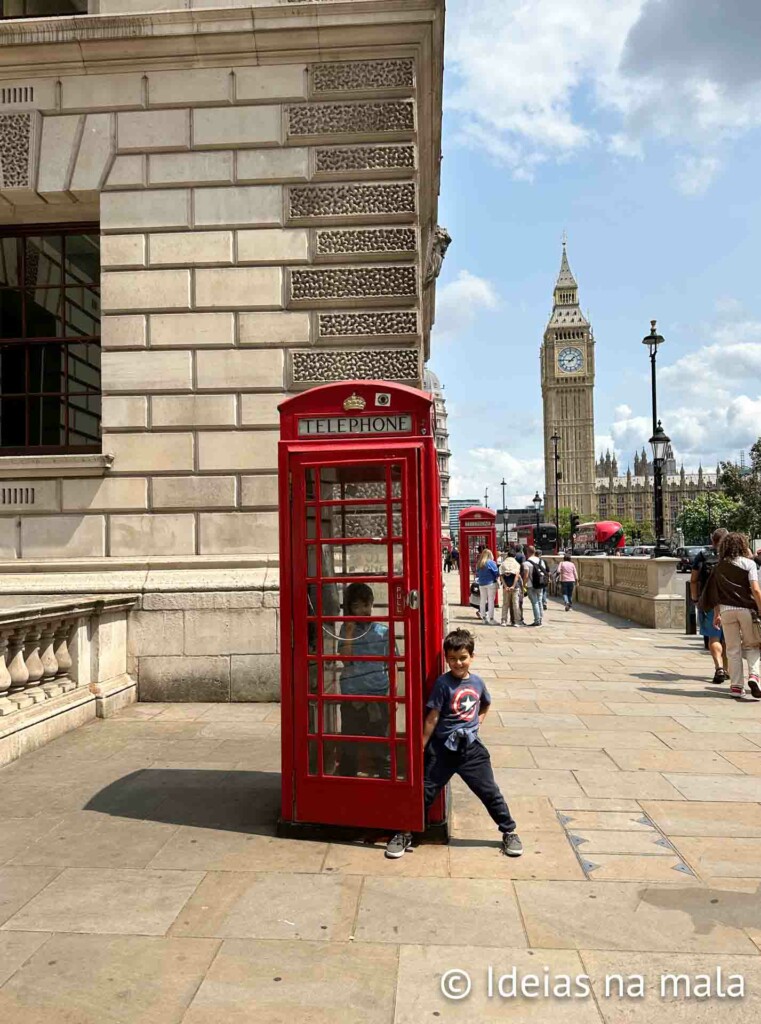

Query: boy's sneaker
502,832,523,857
729,683,744,697
385,832,413,859
712,668,728,685
748,675,761,699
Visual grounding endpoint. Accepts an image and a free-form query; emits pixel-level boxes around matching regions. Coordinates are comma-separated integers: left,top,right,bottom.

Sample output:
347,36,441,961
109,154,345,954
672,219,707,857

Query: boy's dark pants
424,736,516,833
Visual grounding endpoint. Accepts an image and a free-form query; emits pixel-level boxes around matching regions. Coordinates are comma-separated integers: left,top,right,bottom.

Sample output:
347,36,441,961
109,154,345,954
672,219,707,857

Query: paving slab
567,830,672,855
573,770,684,800
395,945,604,1023
551,798,646,812
0,817,64,866
656,731,761,751
531,748,619,771
321,841,450,877
515,881,759,953
449,832,586,880
0,934,219,1024
0,868,61,928
355,876,526,946
581,951,761,1023
582,854,699,883
170,871,361,941
148,825,327,873
541,729,669,749
8,813,180,869
0,931,50,987
1,867,203,936
641,801,761,838
663,774,761,801
720,750,761,774
492,768,587,800
557,810,657,831
670,837,761,879
604,749,740,774
183,938,398,1024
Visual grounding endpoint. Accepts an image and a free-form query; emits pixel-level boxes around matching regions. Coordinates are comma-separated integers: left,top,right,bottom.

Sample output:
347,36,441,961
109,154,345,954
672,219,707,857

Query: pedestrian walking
535,547,549,610
443,548,452,573
475,548,499,625
558,553,578,610
701,532,761,698
691,528,728,684
514,545,526,624
522,545,547,626
385,628,522,859
451,546,460,572
499,549,522,627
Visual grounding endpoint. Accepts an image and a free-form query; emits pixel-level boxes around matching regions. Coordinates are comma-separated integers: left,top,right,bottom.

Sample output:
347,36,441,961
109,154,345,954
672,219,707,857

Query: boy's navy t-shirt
426,670,491,750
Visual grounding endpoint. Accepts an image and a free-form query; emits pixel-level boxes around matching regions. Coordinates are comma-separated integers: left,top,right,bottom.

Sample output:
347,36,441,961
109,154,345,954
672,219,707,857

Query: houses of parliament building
542,246,718,536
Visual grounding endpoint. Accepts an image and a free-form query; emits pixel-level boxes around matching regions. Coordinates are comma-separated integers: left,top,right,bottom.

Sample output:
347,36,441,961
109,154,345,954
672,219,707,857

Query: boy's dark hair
344,582,374,611
443,628,475,656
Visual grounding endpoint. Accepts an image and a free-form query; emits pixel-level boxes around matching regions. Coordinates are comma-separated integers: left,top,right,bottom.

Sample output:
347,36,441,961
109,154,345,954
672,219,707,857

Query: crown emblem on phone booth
343,393,366,412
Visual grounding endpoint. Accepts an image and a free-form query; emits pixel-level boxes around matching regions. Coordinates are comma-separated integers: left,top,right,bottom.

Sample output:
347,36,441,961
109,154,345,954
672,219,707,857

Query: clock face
558,347,583,373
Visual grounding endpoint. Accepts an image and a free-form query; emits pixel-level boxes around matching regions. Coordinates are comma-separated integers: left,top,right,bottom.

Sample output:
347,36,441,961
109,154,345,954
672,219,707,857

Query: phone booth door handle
393,584,406,616
407,590,420,610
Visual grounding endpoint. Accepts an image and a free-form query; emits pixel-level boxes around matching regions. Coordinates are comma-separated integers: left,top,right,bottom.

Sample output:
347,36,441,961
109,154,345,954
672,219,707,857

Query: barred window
0,226,100,454
1,2,87,18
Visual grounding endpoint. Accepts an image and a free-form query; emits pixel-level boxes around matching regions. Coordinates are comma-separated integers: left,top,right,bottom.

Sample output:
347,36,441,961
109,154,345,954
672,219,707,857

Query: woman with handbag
701,532,761,698
475,547,500,625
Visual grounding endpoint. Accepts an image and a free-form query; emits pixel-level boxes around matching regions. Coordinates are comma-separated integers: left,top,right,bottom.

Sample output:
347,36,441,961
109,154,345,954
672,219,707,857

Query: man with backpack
691,527,728,684
522,545,547,627
536,547,549,610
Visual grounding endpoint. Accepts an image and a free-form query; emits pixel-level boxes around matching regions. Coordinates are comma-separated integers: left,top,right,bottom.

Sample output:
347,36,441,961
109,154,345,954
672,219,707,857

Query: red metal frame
278,382,445,833
458,506,498,607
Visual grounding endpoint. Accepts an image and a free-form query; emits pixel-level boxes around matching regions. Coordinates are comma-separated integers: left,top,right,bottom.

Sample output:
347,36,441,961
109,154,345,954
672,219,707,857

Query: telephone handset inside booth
277,383,447,839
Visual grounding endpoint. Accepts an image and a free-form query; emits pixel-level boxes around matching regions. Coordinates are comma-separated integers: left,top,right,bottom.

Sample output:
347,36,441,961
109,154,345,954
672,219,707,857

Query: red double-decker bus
515,522,558,552
573,520,626,554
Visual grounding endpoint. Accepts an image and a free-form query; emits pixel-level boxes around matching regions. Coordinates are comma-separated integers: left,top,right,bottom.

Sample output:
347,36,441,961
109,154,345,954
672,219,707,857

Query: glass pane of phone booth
467,533,488,574
302,460,411,784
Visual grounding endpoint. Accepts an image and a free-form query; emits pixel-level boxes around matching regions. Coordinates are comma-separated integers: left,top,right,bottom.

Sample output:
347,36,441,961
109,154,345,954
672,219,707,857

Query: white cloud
446,0,761,192
450,446,544,506
601,312,761,469
432,269,500,341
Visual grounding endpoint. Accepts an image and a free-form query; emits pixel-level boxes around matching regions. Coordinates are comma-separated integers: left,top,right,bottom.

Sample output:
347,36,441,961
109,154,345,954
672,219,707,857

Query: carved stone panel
291,347,420,385
289,265,417,307
316,227,417,260
314,143,416,179
286,100,415,139
0,111,38,191
289,182,416,222
318,311,419,340
312,59,415,94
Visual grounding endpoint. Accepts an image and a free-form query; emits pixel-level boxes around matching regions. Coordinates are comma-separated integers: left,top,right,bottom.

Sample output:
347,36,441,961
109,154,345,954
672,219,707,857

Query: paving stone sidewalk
1,576,760,1022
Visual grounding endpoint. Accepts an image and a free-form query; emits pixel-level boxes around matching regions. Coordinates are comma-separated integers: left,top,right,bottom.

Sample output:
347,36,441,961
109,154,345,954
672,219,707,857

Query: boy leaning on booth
385,628,523,859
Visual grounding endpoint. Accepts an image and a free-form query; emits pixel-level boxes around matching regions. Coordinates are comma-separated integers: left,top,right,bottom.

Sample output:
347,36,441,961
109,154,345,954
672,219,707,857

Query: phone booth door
290,446,425,832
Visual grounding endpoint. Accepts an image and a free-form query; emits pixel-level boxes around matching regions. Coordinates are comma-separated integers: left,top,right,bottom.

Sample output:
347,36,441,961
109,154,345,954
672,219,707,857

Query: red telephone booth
458,506,498,607
277,382,446,836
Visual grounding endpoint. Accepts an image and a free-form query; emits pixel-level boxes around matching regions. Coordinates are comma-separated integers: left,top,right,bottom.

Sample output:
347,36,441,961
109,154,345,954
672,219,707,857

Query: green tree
717,441,761,540
675,492,742,544
557,506,573,544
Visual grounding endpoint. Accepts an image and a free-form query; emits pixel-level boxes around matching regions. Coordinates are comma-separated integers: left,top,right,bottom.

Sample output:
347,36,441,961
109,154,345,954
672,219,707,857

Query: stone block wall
0,6,438,562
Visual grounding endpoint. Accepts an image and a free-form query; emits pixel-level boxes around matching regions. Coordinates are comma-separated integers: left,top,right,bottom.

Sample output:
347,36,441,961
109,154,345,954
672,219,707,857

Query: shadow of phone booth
458,506,498,607
277,382,448,841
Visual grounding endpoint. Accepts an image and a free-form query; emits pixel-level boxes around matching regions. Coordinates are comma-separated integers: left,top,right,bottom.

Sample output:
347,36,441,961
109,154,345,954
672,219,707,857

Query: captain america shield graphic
451,687,480,722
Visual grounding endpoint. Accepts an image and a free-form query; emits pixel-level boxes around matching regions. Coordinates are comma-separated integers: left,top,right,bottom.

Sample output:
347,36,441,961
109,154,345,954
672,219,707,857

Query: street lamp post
706,488,713,543
642,320,668,557
649,421,671,557
532,491,542,544
550,432,561,553
500,477,507,550
484,487,489,509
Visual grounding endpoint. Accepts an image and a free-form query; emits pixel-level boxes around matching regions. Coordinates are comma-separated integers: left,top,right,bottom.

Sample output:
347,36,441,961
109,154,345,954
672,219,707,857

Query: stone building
0,0,445,705
595,447,719,539
423,366,449,532
541,243,596,517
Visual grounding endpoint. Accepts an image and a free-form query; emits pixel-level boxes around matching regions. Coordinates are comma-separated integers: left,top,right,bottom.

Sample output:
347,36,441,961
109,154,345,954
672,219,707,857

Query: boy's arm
422,708,439,748
478,701,490,725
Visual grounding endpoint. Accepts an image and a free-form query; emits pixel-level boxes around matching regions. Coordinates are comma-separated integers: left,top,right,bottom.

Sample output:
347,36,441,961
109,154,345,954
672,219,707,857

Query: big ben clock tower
541,243,596,518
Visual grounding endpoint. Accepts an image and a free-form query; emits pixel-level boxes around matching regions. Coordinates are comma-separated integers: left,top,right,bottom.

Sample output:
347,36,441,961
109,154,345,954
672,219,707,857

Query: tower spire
556,240,578,292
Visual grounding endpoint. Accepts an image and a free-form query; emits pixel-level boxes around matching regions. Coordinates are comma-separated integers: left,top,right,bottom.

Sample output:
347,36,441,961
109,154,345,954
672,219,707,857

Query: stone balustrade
546,556,683,629
0,595,137,766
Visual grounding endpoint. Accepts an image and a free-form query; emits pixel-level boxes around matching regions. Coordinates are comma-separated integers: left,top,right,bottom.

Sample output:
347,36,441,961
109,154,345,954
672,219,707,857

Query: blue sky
431,0,761,505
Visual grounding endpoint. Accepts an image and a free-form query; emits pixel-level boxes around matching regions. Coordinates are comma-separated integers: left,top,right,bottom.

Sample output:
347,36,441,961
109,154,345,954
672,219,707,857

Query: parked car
631,545,656,557
620,546,637,557
676,545,710,573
